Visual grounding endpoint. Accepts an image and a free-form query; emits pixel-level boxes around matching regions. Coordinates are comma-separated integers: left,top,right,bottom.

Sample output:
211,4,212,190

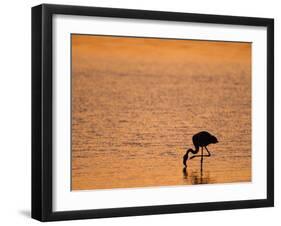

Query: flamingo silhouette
183,131,218,168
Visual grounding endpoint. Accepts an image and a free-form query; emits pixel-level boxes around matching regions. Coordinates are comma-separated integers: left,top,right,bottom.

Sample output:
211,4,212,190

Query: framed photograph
32,4,274,221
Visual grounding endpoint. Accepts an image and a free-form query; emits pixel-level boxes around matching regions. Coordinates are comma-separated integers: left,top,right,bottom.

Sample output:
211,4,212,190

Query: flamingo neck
183,148,197,166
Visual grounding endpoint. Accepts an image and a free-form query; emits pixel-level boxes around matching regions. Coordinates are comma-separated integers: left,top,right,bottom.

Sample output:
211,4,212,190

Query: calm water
71,36,251,190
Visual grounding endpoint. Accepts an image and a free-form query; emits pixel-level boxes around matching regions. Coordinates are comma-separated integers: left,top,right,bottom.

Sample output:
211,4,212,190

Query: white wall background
0,0,279,225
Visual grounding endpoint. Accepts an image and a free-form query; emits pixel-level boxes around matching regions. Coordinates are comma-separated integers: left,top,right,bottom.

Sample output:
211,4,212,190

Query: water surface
71,35,251,190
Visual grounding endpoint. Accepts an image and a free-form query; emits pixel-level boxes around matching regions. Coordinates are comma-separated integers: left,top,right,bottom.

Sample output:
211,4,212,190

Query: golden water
71,35,251,190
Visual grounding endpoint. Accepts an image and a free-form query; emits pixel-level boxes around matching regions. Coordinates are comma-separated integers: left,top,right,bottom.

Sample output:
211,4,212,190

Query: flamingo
183,131,218,167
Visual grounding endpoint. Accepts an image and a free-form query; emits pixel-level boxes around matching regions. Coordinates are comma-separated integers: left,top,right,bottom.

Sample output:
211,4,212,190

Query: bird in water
183,131,218,167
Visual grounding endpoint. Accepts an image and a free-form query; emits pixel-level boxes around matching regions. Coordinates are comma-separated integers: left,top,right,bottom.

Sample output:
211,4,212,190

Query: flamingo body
192,131,218,150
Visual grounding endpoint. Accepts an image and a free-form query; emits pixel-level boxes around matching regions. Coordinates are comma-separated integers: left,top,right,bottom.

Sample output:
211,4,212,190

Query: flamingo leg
189,154,210,160
189,146,211,159
200,147,204,175
204,147,211,157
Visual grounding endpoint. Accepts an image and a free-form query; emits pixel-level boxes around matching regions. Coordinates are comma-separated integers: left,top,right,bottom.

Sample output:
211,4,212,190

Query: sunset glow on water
71,35,251,190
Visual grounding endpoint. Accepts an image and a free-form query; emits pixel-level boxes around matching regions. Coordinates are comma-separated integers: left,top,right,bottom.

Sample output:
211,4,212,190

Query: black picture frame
32,3,274,222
